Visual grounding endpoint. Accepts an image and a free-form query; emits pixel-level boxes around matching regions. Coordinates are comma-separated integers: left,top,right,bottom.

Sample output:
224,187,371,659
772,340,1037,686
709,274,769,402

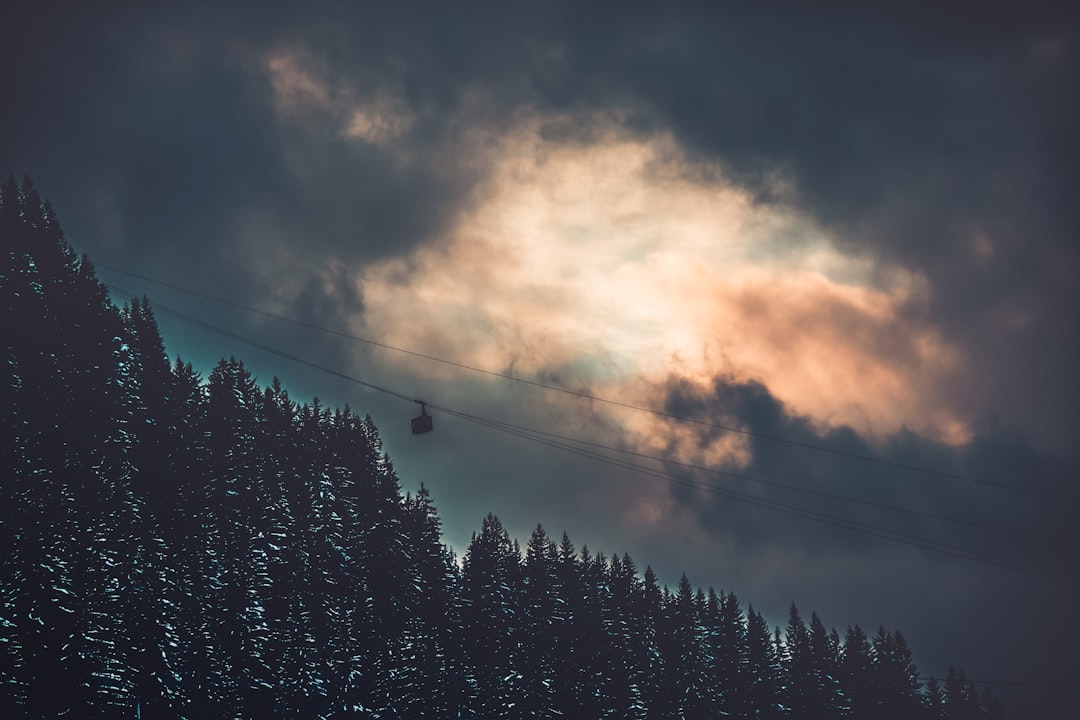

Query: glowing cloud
357,114,969,457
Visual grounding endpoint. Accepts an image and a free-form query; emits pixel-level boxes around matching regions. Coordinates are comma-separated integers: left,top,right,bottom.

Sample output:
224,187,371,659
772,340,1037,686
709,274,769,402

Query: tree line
1,176,1003,718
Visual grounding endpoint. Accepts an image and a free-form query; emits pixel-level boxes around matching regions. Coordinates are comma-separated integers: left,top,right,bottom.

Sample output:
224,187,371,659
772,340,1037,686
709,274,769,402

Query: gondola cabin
411,402,433,435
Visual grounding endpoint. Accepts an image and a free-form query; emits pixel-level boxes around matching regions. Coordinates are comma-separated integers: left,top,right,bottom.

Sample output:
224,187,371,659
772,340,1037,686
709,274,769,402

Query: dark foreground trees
1,178,1004,717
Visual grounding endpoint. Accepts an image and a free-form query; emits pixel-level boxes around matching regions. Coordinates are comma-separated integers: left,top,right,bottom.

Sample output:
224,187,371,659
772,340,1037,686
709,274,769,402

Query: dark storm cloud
1,2,476,299
7,3,1074,305
652,373,1077,715
659,374,1075,568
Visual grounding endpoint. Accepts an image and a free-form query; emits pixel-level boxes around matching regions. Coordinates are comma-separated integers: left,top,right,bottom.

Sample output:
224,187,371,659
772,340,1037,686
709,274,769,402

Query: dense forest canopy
1,177,1006,717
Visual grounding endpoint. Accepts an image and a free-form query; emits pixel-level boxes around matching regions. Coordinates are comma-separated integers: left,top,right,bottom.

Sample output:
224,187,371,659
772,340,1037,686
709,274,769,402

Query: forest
1,175,1004,718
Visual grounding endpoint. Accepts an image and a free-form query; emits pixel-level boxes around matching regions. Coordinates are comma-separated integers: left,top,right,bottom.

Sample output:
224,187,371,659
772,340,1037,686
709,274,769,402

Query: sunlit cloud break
357,113,969,454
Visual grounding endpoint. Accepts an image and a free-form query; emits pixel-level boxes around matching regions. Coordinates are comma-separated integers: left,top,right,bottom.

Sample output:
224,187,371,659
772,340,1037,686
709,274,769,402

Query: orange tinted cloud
357,113,971,463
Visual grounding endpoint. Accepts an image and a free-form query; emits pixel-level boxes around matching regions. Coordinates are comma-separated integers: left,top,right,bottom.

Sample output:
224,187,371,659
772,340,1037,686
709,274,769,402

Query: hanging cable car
411,401,433,435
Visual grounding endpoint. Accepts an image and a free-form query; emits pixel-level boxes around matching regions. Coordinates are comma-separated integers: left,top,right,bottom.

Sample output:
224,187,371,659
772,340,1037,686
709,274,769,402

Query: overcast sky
3,2,1078,715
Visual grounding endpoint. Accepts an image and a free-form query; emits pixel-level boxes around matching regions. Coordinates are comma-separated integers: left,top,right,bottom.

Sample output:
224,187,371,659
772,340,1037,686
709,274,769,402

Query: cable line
108,279,1049,543
107,285,1062,580
428,408,1055,543
920,676,1070,690
95,262,1062,501
110,286,415,405
434,407,1057,578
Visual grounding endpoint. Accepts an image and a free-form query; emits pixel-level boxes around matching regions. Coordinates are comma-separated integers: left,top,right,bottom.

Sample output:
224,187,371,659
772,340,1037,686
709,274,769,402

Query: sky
3,1,1078,715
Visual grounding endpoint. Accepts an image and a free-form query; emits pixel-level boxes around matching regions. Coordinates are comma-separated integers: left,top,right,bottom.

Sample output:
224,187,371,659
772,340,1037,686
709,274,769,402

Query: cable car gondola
411,401,433,435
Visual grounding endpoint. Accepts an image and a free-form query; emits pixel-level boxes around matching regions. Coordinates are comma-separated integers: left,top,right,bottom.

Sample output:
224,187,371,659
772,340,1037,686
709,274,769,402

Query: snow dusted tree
841,624,875,719
670,574,711,719
0,175,104,716
461,513,525,718
606,552,649,719
398,484,464,718
746,606,787,719
808,611,849,718
872,627,923,720
943,665,984,720
514,524,558,718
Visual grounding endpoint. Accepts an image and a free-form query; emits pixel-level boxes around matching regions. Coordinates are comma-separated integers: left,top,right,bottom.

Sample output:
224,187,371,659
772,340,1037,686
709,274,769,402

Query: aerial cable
434,407,1058,579
919,676,1070,690
109,286,416,405
428,407,1056,543
95,262,1061,501
110,283,1060,578
448,409,1055,577
110,279,1037,543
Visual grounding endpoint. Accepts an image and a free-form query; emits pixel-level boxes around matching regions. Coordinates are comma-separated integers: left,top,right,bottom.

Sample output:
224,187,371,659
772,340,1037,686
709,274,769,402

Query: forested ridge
1,176,1004,718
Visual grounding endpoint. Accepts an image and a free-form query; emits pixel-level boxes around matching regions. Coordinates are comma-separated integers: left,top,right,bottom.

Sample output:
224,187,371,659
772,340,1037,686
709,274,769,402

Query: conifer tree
552,531,586,718
400,484,464,718
746,606,786,719
461,513,525,718
943,666,983,720
704,589,747,717
607,552,649,720
841,624,875,719
519,524,558,718
670,574,710,719
0,179,154,716
195,358,269,715
808,611,848,718
925,675,945,719
872,627,923,720
785,603,814,716
651,582,687,720
638,566,667,720
577,547,612,717
980,686,1005,720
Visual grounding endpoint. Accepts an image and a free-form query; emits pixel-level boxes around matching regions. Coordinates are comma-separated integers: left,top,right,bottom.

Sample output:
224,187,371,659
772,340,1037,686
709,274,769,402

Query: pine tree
705,589,748,717
943,666,983,720
578,547,612,717
841,625,875,719
256,377,318,716
519,524,559,718
808,611,848,718
669,574,710,719
461,513,524,718
0,179,146,716
785,603,814,716
118,297,183,716
343,412,414,715
400,484,465,718
195,357,269,715
924,675,945,719
607,552,648,720
552,531,586,718
979,686,1004,720
872,627,923,720
746,606,786,720
640,566,667,720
